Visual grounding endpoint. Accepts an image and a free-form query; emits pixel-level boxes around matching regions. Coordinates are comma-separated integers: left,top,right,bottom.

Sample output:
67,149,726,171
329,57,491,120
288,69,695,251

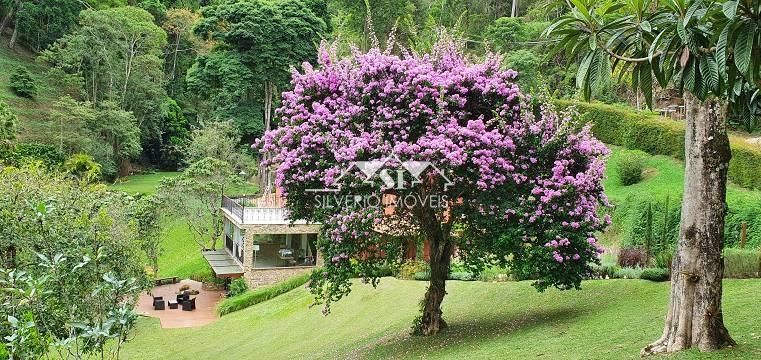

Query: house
203,193,321,289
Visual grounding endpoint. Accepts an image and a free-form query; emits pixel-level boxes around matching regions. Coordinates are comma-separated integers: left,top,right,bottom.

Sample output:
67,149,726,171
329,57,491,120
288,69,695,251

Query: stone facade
244,266,314,289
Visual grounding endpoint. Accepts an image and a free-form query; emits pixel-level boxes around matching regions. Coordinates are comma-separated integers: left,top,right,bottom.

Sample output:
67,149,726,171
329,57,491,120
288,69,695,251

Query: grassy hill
0,43,59,142
121,278,761,359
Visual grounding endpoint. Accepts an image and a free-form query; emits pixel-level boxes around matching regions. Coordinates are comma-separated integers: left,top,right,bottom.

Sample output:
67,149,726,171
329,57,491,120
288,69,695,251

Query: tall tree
190,0,326,191
41,6,167,172
547,0,761,354
260,40,610,335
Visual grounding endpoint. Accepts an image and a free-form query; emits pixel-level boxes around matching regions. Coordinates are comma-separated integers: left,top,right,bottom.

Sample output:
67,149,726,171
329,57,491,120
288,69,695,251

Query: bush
5,143,66,169
479,266,510,282
227,278,249,297
9,66,37,98
617,150,647,185
654,251,673,270
396,260,429,280
723,248,760,278
556,100,761,189
448,272,477,281
613,267,644,279
412,271,430,281
588,263,619,279
617,248,648,268
217,273,310,316
640,268,670,282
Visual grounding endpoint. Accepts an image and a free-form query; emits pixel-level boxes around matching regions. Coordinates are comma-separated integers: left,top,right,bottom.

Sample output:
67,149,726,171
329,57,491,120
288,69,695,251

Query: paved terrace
136,279,224,328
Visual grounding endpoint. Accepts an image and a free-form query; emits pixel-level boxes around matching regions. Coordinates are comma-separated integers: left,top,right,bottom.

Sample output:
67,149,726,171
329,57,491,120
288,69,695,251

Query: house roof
202,250,244,278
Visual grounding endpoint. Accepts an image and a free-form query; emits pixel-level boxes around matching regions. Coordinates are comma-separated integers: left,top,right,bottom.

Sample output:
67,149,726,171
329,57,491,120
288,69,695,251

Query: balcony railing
221,195,309,225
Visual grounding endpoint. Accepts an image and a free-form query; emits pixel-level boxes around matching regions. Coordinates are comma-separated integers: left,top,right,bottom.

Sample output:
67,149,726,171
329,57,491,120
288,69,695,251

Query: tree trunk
511,0,519,17
417,207,451,336
258,81,275,193
0,6,14,36
8,2,20,49
642,92,735,355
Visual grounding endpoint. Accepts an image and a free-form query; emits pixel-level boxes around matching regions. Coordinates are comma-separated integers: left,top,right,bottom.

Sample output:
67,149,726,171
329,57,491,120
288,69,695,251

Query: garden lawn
108,172,181,195
604,146,761,205
121,278,761,359
154,217,212,280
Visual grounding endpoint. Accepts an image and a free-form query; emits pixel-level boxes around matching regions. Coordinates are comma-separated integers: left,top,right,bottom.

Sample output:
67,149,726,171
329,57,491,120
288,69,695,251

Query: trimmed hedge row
557,100,761,189
216,273,310,316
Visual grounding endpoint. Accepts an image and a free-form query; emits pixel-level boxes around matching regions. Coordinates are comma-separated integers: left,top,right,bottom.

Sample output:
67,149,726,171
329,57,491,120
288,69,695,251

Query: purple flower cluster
259,39,611,306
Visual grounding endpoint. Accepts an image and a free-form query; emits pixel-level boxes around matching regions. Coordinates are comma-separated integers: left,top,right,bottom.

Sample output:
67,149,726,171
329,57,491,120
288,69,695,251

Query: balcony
221,195,309,225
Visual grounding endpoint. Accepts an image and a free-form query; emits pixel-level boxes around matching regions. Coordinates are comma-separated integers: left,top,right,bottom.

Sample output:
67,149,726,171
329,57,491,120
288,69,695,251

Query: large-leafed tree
547,0,761,354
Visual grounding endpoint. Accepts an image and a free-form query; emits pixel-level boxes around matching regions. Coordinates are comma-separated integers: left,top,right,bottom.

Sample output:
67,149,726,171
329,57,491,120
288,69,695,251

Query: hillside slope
121,279,761,359
0,42,59,142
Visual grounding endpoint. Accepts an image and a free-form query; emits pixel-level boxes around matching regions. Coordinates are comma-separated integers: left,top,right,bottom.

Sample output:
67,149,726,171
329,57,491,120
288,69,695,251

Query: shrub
217,273,310,316
64,154,102,182
479,266,510,282
640,268,670,282
448,272,477,281
396,260,429,280
9,66,37,98
723,248,760,279
556,100,761,190
227,278,249,297
613,267,644,279
412,271,430,281
617,150,647,185
588,263,619,279
654,251,673,270
6,143,66,169
617,248,648,268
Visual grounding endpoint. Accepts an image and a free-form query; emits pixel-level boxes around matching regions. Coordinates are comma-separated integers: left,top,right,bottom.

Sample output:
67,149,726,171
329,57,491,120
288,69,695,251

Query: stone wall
244,267,314,289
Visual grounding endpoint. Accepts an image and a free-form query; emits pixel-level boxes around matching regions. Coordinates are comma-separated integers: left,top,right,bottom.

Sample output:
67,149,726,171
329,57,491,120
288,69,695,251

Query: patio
136,279,224,328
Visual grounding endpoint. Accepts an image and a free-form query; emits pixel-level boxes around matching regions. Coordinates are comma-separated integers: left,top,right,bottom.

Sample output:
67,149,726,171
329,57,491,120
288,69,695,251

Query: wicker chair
181,297,196,311
153,296,165,310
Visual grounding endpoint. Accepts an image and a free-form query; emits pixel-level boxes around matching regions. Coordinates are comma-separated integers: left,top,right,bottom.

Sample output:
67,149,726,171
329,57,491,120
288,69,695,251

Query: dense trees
189,0,327,146
0,165,151,358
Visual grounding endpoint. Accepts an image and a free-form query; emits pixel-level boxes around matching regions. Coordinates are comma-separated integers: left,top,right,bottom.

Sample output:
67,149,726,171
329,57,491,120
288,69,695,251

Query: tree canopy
259,39,610,334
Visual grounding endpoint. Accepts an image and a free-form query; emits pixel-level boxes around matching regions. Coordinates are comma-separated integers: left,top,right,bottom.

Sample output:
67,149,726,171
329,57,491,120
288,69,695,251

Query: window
252,233,318,268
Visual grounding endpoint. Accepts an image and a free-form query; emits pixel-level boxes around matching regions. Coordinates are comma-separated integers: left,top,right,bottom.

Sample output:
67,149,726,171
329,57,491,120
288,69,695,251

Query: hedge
556,100,761,189
216,273,310,316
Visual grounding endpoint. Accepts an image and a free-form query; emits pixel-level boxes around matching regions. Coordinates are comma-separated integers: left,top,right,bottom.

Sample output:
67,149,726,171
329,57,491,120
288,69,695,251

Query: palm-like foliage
546,0,761,122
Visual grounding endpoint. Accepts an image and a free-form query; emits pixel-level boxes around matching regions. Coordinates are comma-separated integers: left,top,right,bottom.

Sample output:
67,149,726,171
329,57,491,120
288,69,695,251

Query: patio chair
176,293,189,304
181,297,196,311
153,296,165,310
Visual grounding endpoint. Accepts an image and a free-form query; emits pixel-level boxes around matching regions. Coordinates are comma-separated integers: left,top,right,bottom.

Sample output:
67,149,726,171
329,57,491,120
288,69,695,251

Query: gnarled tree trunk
642,92,735,355
417,206,451,336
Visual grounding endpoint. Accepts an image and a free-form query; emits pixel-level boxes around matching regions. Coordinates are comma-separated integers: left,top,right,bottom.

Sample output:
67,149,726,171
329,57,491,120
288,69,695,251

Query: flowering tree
259,40,610,335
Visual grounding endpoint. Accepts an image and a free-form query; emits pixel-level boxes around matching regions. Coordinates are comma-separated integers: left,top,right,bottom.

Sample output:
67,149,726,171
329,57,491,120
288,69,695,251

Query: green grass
108,171,260,279
155,217,212,280
0,42,60,142
109,172,181,195
603,146,761,206
121,278,761,359
217,273,311,316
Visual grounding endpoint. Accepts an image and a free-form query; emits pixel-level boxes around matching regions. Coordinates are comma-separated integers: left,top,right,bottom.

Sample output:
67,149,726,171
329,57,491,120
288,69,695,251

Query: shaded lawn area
121,279,761,359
